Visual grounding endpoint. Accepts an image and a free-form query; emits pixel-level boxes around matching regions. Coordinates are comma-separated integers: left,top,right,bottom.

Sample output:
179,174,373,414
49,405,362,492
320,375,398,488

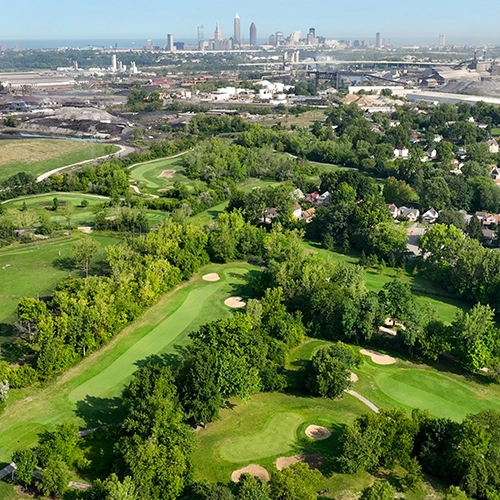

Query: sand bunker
77,226,92,234
276,453,323,471
158,169,176,179
350,372,359,383
305,425,332,440
224,296,246,308
360,349,397,365
231,465,270,483
202,273,221,282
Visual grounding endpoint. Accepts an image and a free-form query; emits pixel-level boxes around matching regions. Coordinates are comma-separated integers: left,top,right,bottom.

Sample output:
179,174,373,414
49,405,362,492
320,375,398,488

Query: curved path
345,389,379,413
1,191,110,205
36,144,136,182
126,150,189,170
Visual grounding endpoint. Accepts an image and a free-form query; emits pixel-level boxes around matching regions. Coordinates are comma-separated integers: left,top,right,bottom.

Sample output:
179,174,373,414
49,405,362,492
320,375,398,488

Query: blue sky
2,0,500,45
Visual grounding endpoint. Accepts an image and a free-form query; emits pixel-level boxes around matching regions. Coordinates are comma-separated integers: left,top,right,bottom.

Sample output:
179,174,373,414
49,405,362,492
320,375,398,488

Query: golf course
0,262,258,463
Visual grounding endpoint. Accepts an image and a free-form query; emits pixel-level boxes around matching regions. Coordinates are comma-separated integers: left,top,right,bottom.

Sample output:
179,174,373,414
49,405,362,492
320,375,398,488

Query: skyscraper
167,34,174,51
439,34,446,48
250,22,257,46
375,32,381,48
214,22,222,41
234,14,241,46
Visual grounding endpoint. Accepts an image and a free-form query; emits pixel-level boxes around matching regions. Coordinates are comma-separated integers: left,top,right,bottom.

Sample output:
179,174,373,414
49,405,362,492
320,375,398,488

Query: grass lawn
302,242,467,324
0,233,119,327
0,140,118,182
193,390,441,499
0,263,259,463
3,192,167,228
191,201,228,226
129,155,203,194
290,339,500,422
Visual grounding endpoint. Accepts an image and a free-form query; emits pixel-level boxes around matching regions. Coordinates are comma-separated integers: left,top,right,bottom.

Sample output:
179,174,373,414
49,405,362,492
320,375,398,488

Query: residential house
423,148,437,162
486,139,500,154
399,206,420,221
387,204,400,218
263,207,278,224
305,192,319,204
422,208,439,224
394,147,409,159
475,212,499,227
291,188,305,201
315,191,332,207
301,207,316,223
292,203,302,219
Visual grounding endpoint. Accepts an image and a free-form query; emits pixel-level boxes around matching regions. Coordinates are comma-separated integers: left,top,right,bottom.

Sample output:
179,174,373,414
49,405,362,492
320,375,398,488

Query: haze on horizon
2,0,499,45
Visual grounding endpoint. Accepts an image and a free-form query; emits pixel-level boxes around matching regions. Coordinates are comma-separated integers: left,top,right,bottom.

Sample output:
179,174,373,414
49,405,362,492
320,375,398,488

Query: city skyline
1,0,500,45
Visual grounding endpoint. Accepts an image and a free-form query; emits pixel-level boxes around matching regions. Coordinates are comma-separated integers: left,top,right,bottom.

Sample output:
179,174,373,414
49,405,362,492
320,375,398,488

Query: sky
2,0,500,46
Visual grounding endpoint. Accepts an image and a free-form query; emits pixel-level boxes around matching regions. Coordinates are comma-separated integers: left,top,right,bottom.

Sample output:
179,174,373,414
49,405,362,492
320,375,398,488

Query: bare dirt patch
276,453,323,471
77,226,93,234
224,296,246,308
360,349,397,365
305,425,331,440
158,169,176,179
350,372,359,383
231,464,270,483
202,273,220,282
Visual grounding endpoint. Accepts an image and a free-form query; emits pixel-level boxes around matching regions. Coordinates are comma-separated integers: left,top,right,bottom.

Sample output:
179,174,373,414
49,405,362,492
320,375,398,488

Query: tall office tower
269,34,276,46
111,54,117,72
439,34,446,48
375,32,381,48
249,22,257,46
167,34,175,51
309,27,316,37
214,22,222,41
275,31,284,45
234,14,241,46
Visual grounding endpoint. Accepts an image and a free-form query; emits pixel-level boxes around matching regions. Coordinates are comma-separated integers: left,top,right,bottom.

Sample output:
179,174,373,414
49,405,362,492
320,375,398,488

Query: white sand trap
202,273,220,282
360,349,397,365
77,226,92,234
231,464,270,483
305,425,331,440
224,296,246,308
158,169,176,179
350,372,359,383
276,453,323,471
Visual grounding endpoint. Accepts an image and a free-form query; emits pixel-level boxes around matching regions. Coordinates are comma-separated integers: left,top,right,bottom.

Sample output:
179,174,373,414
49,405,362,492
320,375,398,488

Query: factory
0,72,76,90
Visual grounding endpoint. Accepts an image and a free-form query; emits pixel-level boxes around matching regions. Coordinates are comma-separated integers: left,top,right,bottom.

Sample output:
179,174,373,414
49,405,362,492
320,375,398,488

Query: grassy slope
0,234,119,326
0,263,258,462
0,140,119,182
3,193,167,228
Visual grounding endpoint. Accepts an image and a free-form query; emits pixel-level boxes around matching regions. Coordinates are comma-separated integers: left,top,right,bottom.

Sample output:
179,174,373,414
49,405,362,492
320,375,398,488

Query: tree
436,141,454,165
383,177,418,206
369,222,407,260
61,202,75,229
236,473,271,500
467,215,483,241
419,177,451,211
91,474,137,500
37,457,69,498
269,463,321,500
73,237,100,278
379,279,414,327
12,449,37,488
306,344,360,398
443,486,472,500
360,481,396,500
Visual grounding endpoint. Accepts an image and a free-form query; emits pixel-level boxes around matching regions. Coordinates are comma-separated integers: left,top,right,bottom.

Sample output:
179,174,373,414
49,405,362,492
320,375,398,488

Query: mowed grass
0,263,259,462
0,234,119,326
129,155,202,193
290,339,500,422
302,242,467,324
3,193,167,227
0,139,118,181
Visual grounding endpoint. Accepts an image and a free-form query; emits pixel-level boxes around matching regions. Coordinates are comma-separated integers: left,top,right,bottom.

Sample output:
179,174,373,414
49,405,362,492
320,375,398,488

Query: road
36,144,136,182
407,223,426,256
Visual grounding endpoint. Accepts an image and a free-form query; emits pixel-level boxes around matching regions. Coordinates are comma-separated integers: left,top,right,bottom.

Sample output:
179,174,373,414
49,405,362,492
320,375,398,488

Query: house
400,206,420,221
316,191,332,207
291,188,305,201
394,147,409,159
264,207,279,224
425,148,437,161
301,207,316,223
422,208,439,224
486,139,500,154
387,204,400,218
292,203,302,219
305,192,319,204
475,212,499,227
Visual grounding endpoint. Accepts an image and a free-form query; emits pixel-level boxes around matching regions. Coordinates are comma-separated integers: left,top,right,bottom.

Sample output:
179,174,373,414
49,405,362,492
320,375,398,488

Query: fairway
0,139,118,182
0,263,258,462
129,155,200,192
0,234,119,326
